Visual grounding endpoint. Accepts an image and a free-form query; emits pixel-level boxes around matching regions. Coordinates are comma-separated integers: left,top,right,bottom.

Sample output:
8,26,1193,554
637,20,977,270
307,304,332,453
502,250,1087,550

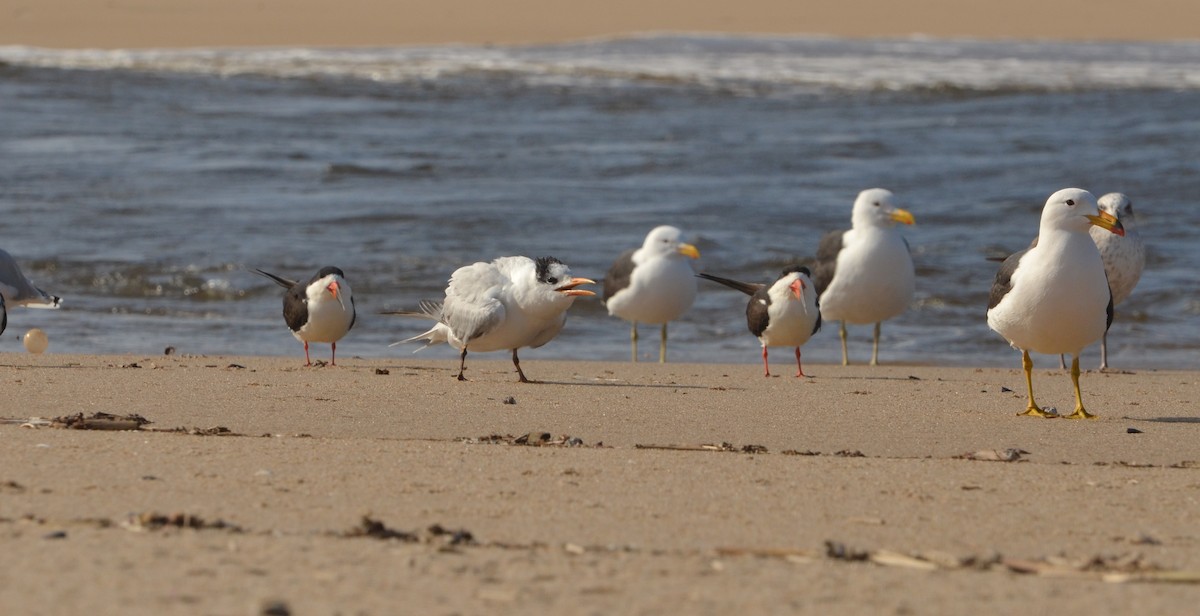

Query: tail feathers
416,299,443,319
253,268,299,289
380,299,443,320
390,323,450,351
385,300,448,351
696,272,761,296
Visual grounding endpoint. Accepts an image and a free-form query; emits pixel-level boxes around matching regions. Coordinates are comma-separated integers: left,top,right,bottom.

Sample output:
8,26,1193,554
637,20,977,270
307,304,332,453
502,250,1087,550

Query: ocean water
1,35,1198,368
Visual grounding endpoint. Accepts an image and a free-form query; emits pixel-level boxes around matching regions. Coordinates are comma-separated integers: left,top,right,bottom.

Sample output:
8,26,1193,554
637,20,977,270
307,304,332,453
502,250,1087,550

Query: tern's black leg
512,349,531,383
456,347,469,381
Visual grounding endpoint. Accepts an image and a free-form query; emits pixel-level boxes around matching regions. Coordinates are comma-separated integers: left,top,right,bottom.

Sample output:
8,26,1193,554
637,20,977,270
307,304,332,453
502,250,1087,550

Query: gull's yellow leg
1017,350,1054,417
630,322,639,363
870,322,881,366
659,323,668,364
839,321,849,366
1064,355,1097,419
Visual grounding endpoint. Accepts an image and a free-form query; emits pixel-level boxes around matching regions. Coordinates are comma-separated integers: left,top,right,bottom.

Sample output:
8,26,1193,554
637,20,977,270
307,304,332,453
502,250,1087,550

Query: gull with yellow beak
603,225,701,363
255,266,355,366
1089,192,1145,370
812,188,916,365
987,188,1124,419
390,256,595,383
698,266,822,377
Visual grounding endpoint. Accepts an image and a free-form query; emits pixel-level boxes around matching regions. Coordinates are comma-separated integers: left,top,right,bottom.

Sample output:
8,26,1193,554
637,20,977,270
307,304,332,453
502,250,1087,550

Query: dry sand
2,0,1198,48
2,353,1199,614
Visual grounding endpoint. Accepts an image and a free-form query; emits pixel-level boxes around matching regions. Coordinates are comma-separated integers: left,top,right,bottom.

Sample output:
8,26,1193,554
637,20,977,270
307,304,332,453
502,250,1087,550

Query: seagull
1015,193,1145,371
986,188,1124,419
0,248,62,309
389,256,595,383
1090,193,1145,370
812,189,915,366
698,266,822,377
255,266,356,366
603,226,700,363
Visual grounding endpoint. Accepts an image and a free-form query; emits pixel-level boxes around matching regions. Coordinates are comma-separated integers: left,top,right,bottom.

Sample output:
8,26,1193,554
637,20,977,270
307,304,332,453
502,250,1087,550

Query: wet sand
1,0,1197,48
3,354,1199,614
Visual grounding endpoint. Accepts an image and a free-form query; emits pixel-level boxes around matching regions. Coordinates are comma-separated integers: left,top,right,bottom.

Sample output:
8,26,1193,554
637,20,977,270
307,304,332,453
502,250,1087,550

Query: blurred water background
1,35,1197,368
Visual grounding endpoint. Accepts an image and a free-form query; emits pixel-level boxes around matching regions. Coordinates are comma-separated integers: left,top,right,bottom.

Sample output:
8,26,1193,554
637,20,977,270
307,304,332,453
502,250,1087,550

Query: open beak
789,278,805,301
677,243,701,259
556,277,597,297
1086,211,1125,236
327,280,346,310
889,208,916,225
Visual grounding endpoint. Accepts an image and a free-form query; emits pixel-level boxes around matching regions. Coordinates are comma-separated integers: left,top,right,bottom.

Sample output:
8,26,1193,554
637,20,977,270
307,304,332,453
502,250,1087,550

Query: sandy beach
2,0,1198,48
3,354,1199,614
3,1,1199,613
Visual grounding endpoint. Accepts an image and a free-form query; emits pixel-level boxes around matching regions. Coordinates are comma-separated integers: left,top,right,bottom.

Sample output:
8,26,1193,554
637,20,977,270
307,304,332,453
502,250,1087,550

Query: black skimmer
987,188,1124,419
255,266,355,366
389,256,594,383
602,225,700,363
812,188,915,366
698,266,822,377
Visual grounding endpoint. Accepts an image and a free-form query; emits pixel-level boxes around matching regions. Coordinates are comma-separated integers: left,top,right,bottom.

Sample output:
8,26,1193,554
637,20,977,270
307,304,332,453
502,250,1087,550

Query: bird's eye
547,277,558,284
1065,199,1075,206
872,201,881,207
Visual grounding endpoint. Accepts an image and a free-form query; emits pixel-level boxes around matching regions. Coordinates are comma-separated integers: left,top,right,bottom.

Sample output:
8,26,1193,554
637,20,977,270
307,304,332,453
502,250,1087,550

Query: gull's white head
851,188,915,229
1098,192,1137,232
1040,188,1124,237
640,225,701,261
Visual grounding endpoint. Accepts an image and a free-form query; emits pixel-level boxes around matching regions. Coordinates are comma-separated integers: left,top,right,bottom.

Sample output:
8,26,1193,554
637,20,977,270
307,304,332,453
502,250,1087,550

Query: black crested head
316,266,347,280
535,256,564,284
780,265,811,278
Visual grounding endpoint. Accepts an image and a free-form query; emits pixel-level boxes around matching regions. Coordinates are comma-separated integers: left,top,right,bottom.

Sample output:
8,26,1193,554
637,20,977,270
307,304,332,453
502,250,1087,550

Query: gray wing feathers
441,261,509,343
812,230,845,295
987,249,1028,311
603,248,637,301
442,294,505,344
